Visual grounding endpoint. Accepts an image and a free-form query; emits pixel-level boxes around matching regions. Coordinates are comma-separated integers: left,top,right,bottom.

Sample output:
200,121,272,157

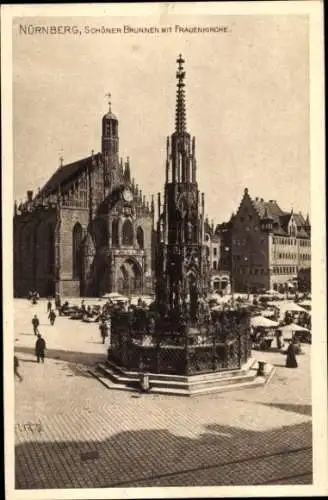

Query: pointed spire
123,156,131,183
59,148,64,168
175,54,187,133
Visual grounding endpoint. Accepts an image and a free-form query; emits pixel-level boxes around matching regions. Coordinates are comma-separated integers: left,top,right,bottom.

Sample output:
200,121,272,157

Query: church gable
234,188,261,228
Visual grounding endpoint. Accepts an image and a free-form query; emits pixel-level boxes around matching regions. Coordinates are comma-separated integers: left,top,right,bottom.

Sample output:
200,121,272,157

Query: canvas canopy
277,301,307,314
251,316,279,328
278,323,311,334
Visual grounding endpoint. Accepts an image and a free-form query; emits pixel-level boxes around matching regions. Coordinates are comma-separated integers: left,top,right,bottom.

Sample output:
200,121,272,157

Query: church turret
123,157,131,184
102,93,119,156
304,213,311,236
101,93,120,190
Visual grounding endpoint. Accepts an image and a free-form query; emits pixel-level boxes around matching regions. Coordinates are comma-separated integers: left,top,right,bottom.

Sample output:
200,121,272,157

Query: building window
72,222,83,280
213,261,217,270
122,219,133,246
213,247,217,256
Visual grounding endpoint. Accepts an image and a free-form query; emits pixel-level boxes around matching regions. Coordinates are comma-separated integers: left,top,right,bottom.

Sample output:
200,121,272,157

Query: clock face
122,188,133,202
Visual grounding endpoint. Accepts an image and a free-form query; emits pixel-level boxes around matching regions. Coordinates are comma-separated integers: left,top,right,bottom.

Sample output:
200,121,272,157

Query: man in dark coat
32,314,40,335
286,340,298,368
35,334,46,363
48,309,56,326
47,300,52,313
14,355,23,382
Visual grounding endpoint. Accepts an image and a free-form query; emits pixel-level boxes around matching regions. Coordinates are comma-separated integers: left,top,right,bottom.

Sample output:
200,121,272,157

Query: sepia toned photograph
2,2,327,499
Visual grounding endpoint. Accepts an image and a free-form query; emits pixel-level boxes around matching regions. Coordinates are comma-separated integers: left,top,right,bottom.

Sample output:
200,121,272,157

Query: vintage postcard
2,1,327,499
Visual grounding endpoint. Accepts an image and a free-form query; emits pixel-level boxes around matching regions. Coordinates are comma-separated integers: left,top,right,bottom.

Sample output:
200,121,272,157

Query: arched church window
136,226,144,249
112,219,119,246
122,219,133,246
72,222,83,279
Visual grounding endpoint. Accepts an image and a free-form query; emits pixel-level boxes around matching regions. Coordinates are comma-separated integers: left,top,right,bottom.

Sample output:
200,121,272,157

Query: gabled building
14,99,154,298
230,188,311,293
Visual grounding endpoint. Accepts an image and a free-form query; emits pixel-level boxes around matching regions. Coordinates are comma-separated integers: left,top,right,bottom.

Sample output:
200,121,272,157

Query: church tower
101,93,121,192
156,55,208,322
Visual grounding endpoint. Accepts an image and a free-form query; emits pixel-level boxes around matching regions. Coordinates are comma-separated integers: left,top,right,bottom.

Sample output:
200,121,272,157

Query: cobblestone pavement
14,299,313,489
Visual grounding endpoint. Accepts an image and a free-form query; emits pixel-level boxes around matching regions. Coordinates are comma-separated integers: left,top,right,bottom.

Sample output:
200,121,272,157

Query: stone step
97,362,265,392
99,362,256,388
88,369,136,392
91,360,275,397
89,367,272,397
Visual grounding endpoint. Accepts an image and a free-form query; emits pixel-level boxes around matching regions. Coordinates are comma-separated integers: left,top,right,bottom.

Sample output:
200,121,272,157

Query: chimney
27,190,33,202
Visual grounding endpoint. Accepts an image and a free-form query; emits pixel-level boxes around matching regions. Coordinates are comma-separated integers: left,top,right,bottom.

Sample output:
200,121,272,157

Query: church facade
14,100,154,298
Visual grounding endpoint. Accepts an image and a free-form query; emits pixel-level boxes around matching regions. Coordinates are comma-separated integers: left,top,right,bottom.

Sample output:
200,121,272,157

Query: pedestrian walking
99,321,108,344
35,334,46,363
14,356,23,382
48,309,56,326
47,300,52,313
32,314,40,335
55,294,61,311
286,339,298,368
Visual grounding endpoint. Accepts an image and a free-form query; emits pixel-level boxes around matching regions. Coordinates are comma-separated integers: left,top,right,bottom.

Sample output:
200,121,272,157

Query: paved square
14,299,312,489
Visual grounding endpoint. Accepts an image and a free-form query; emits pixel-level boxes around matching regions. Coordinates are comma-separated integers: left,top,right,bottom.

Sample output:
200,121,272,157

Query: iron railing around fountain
109,309,251,376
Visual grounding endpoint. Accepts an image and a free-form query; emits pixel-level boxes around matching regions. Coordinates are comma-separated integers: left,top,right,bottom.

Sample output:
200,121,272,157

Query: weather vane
105,92,112,112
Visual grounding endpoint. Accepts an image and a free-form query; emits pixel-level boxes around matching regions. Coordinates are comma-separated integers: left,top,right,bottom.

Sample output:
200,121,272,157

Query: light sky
13,14,310,223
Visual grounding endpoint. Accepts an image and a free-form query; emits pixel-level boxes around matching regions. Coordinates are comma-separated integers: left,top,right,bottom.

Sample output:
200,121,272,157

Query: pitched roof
251,194,310,238
252,198,285,221
39,154,98,197
294,212,306,227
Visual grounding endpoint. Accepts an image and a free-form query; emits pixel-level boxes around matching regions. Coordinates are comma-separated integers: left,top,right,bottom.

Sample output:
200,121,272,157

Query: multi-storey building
14,99,154,297
204,219,231,294
229,188,311,293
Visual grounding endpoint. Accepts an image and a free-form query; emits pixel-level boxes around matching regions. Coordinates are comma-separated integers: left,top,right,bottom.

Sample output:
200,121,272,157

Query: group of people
27,300,58,368
28,290,40,305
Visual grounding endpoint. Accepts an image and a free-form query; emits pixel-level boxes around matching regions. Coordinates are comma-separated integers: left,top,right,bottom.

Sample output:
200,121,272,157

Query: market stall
250,315,279,350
